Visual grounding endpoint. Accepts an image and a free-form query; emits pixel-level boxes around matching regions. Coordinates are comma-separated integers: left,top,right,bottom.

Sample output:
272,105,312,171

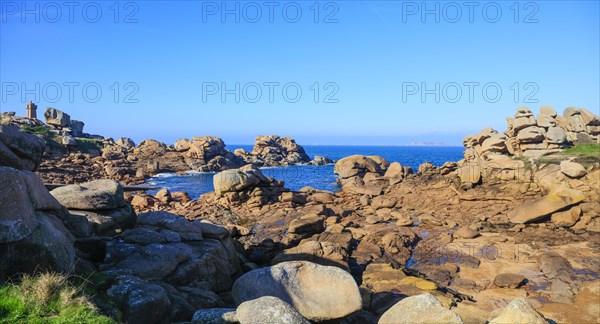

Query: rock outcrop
235,135,316,167
0,166,75,279
101,211,242,323
252,135,311,165
0,124,45,171
174,136,243,171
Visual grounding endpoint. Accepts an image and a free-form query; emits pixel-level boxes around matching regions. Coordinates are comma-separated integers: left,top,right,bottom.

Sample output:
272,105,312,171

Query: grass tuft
20,125,51,136
0,272,116,324
75,137,104,152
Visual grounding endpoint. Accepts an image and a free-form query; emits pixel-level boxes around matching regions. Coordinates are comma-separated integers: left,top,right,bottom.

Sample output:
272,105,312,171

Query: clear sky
1,1,598,145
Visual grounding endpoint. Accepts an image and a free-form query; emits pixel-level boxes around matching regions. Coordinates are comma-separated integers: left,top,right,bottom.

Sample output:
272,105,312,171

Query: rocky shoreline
1,105,599,323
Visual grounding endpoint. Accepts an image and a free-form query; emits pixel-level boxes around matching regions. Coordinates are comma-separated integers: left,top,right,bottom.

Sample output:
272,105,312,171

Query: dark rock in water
0,124,45,171
494,273,527,288
538,252,579,303
309,155,334,165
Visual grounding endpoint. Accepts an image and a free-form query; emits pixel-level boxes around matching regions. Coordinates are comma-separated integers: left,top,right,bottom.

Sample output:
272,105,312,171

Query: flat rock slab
494,273,527,288
51,179,126,210
508,186,585,223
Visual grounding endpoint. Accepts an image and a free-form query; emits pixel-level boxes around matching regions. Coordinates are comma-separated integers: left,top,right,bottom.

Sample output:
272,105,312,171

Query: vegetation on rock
0,273,116,324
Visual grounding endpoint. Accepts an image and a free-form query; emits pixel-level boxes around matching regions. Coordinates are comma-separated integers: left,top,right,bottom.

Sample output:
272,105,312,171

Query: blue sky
1,1,598,145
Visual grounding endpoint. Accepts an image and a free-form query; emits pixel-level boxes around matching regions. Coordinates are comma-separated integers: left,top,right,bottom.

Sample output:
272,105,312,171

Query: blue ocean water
147,146,464,199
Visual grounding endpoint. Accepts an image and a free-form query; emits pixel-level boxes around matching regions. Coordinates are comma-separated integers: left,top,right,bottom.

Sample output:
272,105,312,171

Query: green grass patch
0,273,116,324
20,125,51,136
562,143,600,157
75,138,104,152
562,143,600,167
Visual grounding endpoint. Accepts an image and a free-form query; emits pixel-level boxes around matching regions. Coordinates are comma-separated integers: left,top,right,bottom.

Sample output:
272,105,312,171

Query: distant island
405,141,450,146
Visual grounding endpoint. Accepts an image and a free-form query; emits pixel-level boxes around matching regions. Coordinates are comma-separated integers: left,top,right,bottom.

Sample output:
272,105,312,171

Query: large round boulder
334,155,386,185
213,164,269,196
236,296,309,324
232,261,362,321
378,294,463,324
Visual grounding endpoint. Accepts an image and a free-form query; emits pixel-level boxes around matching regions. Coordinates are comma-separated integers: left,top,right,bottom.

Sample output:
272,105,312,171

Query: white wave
152,172,178,178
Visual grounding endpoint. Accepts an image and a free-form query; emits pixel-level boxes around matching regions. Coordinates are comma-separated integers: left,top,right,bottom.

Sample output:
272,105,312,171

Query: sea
147,145,464,199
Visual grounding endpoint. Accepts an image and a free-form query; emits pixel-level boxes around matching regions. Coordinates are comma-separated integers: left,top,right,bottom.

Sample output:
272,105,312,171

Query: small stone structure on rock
26,100,37,119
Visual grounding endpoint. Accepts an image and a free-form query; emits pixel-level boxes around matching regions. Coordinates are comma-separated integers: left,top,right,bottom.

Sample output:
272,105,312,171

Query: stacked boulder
211,164,287,207
174,136,243,171
236,135,311,166
459,106,599,187
559,107,600,143
50,179,137,236
333,155,410,195
43,107,86,145
466,106,599,161
505,106,567,157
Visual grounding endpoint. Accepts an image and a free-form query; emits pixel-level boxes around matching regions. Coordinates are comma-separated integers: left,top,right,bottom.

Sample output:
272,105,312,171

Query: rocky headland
1,107,331,186
1,105,599,323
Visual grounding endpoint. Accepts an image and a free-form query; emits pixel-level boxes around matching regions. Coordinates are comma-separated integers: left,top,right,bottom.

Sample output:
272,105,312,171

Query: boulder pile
464,106,599,159
236,135,311,166
210,164,287,207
